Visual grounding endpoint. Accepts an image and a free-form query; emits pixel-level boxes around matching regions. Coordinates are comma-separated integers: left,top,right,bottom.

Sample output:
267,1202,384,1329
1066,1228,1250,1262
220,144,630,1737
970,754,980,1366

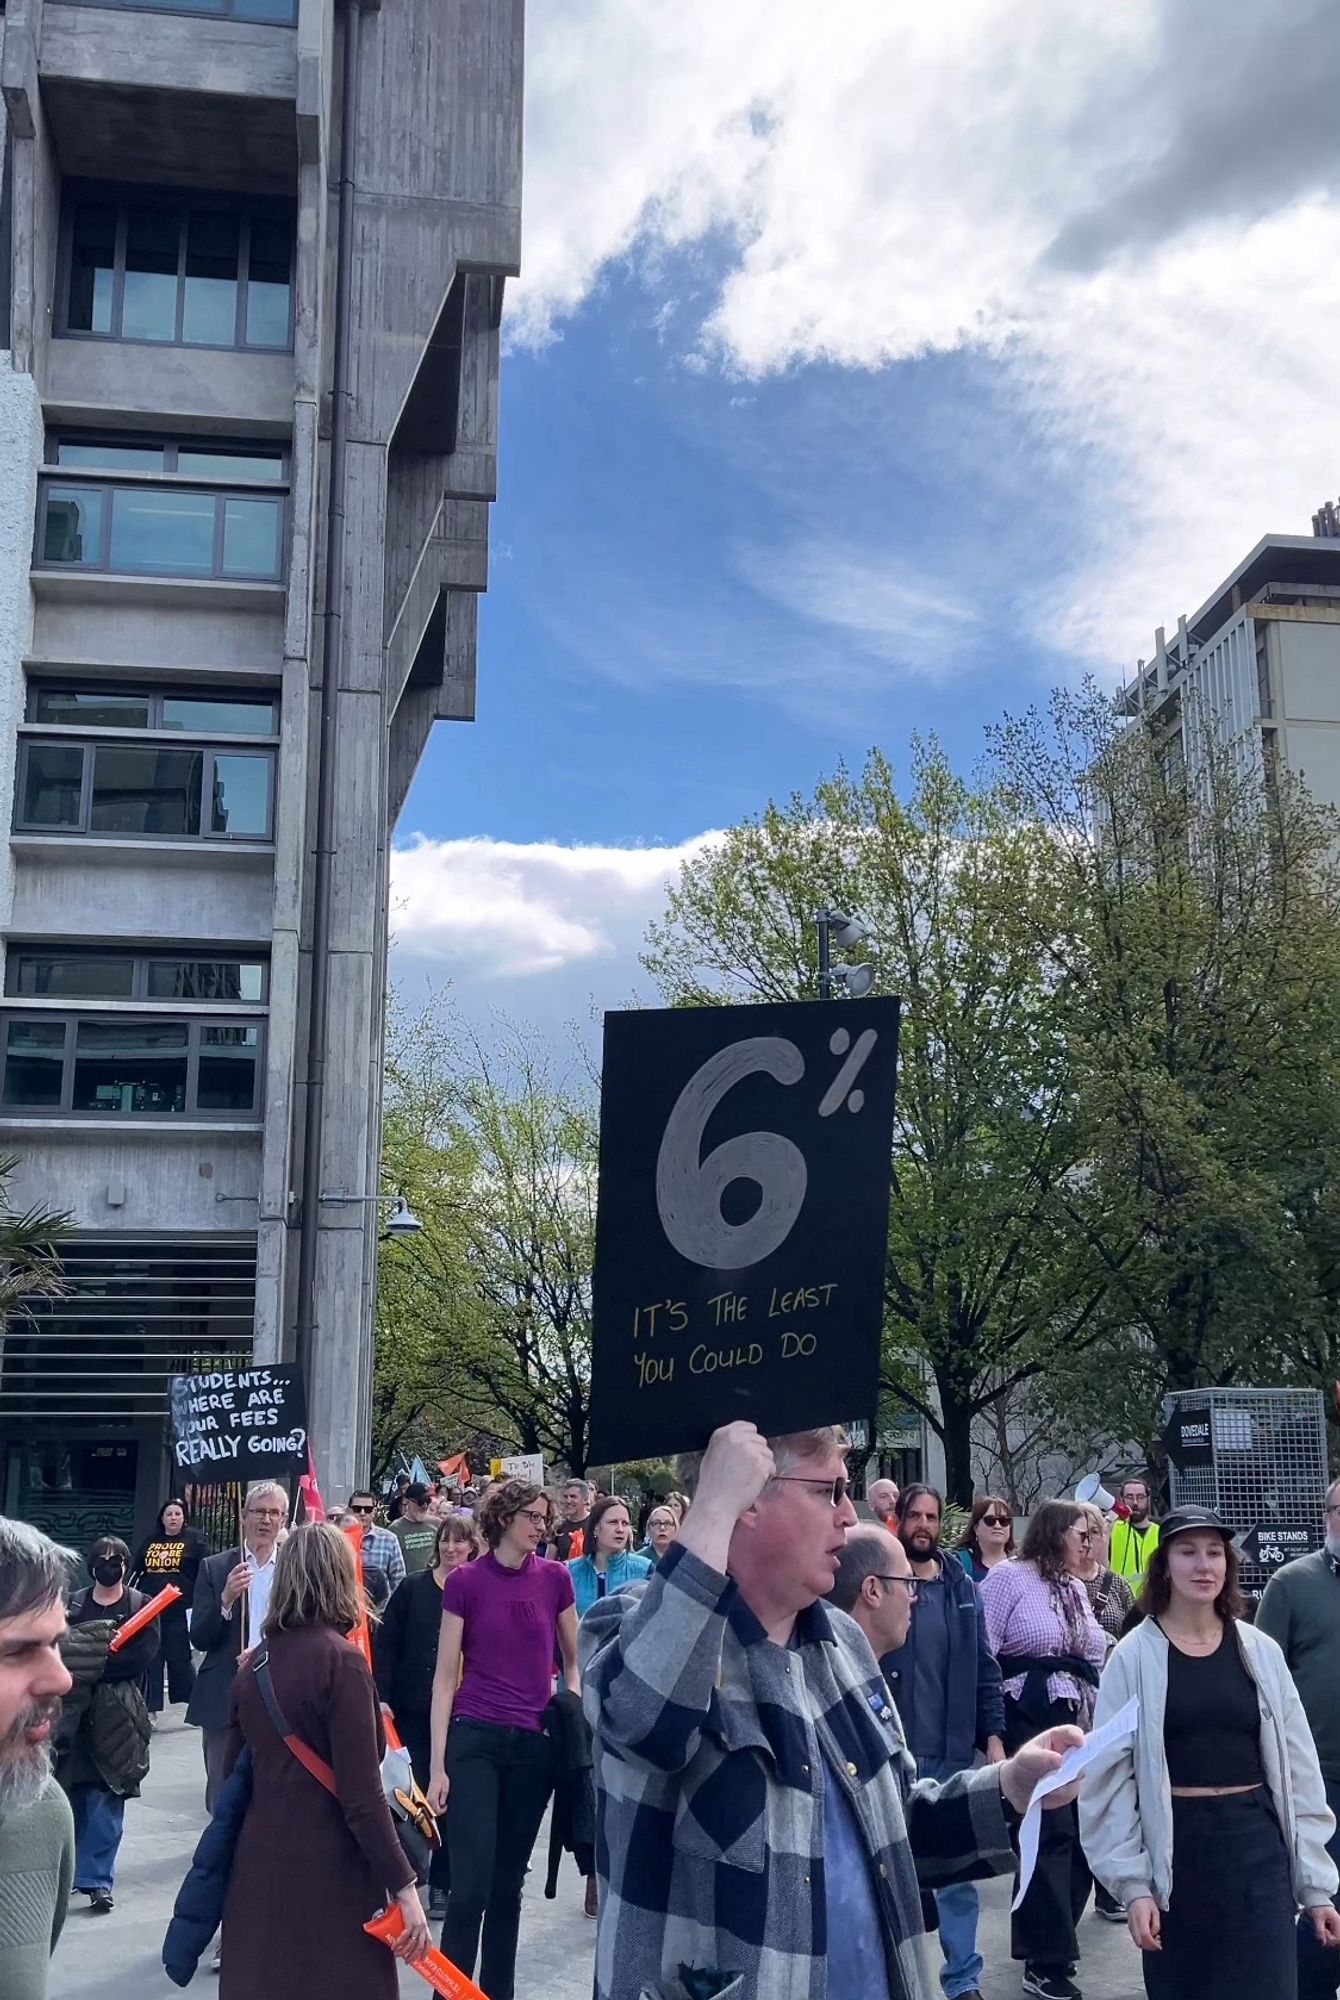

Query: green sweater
0,1777,74,2000
1257,1549,1340,1785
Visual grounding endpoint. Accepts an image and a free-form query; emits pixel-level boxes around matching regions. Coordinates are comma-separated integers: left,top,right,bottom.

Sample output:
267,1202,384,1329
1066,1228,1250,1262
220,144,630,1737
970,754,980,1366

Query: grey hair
244,1481,290,1516
1326,1476,1340,1510
0,1515,75,1622
675,1425,846,1500
827,1524,901,1614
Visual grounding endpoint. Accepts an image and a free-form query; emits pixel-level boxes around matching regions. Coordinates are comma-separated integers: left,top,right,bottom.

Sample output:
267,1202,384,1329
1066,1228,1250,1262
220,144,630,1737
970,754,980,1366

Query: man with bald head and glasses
580,1422,1085,2000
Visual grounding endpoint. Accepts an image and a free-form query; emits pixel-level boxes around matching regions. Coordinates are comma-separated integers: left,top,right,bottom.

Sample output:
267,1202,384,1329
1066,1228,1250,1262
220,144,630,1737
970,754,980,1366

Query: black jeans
146,1605,196,1712
441,1716,556,2000
1146,1789,1296,2000
1298,1778,1340,2000
1005,1693,1091,1970
397,1709,451,1898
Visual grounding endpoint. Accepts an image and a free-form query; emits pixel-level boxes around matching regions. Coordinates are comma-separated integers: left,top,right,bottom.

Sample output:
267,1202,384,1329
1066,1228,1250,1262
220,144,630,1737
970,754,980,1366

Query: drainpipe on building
295,0,364,1395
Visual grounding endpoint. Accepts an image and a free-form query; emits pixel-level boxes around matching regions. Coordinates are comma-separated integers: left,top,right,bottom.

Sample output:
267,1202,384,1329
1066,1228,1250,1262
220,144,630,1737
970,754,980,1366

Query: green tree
376,1000,598,1477
0,1153,71,1311
991,683,1340,1454
642,743,1111,1502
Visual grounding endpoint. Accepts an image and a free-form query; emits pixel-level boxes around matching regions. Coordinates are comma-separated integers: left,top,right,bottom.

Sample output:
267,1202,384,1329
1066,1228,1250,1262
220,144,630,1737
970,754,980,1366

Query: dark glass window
246,217,292,346
144,959,266,1002
88,746,204,836
182,210,241,347
41,487,103,565
108,488,215,576
20,744,84,826
62,194,292,350
176,447,284,482
72,1019,190,1114
55,441,166,473
196,1024,261,1110
221,497,282,578
16,740,274,842
160,696,274,735
122,205,180,342
209,753,270,836
11,956,136,999
63,0,295,22
31,685,277,736
38,439,287,582
3,1021,67,1106
67,203,116,335
1,1013,265,1117
33,689,153,728
6,951,268,1004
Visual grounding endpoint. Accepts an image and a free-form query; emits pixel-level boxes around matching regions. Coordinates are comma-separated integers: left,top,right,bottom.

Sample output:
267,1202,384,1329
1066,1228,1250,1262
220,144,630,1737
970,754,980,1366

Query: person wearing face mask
54,1535,159,1914
131,1498,209,1719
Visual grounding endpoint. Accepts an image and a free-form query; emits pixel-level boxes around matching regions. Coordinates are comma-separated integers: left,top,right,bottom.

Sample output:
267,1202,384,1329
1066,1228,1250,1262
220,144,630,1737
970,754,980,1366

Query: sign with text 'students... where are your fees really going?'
588,998,901,1463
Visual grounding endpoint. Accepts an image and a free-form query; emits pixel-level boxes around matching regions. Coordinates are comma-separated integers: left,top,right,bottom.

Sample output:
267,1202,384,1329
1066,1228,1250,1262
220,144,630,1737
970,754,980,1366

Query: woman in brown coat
220,1523,429,1999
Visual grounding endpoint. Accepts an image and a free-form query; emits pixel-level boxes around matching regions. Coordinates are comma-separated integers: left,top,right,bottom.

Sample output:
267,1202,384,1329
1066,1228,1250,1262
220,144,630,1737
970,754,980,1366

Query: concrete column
303,439,388,1497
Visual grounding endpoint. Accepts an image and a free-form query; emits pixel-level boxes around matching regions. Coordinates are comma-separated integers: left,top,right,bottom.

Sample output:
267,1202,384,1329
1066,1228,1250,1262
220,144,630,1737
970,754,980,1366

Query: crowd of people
2,1453,1340,2000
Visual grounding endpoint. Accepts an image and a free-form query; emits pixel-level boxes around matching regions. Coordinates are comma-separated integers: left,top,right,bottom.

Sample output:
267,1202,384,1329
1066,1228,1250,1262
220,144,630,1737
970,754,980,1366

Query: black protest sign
588,998,901,1463
1239,1522,1313,1573
1163,1406,1213,1471
170,1363,308,1482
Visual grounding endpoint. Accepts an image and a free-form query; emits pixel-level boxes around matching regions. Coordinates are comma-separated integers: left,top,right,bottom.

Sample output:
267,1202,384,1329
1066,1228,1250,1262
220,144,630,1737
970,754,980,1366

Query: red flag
299,1447,326,1523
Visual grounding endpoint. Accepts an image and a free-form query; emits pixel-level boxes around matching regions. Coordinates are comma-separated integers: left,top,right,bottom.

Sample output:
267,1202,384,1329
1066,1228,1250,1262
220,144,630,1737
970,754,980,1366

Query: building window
64,0,295,20
61,189,294,351
6,949,268,1004
29,685,277,734
16,739,274,840
1,1013,264,1118
36,436,287,583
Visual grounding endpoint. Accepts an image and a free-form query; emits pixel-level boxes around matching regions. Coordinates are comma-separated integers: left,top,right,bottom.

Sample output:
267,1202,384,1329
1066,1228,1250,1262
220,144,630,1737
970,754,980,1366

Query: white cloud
517,0,1340,669
731,541,982,680
388,832,719,982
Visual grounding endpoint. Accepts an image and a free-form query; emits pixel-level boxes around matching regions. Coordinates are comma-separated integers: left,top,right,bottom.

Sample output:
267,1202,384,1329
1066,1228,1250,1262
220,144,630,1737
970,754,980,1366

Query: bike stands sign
588,998,901,1463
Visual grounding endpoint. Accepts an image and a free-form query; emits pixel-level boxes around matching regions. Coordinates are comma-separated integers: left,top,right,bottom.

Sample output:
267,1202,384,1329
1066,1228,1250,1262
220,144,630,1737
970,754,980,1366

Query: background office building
0,0,522,1546
1116,503,1340,806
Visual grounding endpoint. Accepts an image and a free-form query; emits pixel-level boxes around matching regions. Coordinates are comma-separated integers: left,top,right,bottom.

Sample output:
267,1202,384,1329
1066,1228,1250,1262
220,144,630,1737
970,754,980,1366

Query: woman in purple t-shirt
426,1479,578,2000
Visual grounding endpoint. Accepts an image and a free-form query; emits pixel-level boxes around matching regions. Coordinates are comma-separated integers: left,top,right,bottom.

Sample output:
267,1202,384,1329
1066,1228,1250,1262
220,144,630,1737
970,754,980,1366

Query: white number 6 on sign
655,1038,809,1270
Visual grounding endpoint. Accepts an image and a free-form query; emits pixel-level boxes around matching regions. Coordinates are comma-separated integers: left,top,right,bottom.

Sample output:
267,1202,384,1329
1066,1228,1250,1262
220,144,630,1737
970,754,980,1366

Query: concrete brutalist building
0,0,522,1544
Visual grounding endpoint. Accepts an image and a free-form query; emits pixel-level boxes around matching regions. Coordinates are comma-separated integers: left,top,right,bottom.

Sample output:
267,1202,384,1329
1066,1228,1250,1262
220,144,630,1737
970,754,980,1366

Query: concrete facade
0,0,522,1539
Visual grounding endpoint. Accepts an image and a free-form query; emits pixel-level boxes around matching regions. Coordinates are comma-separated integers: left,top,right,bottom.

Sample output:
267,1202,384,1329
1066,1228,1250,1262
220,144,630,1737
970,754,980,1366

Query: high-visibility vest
1109,1518,1160,1580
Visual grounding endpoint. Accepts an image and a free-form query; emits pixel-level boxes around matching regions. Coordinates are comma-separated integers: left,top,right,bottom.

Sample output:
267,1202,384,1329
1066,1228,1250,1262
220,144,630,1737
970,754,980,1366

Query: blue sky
389,0,1340,1043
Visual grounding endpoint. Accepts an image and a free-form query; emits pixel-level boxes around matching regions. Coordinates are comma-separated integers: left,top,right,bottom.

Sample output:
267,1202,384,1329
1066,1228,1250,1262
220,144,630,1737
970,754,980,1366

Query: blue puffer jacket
566,1549,652,1619
162,1749,253,1986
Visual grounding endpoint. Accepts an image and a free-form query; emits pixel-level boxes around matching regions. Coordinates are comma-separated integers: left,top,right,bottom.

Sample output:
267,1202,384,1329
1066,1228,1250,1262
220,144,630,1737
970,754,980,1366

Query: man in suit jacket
185,1481,288,1810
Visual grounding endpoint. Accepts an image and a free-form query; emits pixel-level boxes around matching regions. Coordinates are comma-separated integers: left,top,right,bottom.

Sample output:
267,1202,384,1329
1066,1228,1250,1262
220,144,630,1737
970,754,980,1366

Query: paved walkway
49,1710,1145,1999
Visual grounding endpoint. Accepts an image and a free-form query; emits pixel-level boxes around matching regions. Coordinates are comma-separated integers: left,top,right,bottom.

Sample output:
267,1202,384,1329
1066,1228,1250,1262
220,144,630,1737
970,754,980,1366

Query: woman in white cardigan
1080,1505,1340,1998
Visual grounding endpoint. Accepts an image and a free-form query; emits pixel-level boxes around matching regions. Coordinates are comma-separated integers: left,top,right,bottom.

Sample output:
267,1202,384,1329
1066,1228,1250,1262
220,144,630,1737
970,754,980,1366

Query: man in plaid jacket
581,1422,1082,2000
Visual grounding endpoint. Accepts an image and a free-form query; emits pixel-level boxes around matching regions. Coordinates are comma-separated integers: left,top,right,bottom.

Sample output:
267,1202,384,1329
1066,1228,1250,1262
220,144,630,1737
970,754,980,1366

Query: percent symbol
818,1027,879,1117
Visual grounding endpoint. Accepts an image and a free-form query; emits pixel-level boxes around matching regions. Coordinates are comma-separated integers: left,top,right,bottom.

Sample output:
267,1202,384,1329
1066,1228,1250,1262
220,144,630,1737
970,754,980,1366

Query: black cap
404,1481,431,1503
1159,1504,1232,1545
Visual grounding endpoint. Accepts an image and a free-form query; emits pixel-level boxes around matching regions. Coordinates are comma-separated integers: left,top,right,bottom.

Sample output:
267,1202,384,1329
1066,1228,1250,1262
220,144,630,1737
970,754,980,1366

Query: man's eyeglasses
349,1503,376,1516
772,1475,850,1509
247,1506,287,1521
874,1575,919,1600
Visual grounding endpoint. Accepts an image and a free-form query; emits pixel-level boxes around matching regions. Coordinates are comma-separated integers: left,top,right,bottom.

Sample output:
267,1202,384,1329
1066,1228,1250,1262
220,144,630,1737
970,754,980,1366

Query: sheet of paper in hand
1012,1696,1141,1911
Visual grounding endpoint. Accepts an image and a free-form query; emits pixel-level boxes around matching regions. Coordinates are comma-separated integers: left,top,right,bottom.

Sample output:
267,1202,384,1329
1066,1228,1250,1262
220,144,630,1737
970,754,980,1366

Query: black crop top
1162,1625,1265,1788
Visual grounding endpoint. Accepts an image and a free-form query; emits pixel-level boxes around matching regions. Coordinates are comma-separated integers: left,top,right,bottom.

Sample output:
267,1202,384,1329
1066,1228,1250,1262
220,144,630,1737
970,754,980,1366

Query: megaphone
1075,1474,1115,1510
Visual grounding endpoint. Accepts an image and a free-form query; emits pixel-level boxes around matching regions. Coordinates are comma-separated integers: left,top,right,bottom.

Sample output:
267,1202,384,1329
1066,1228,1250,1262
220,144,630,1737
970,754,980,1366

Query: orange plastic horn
363,1906,488,2000
109,1583,182,1652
